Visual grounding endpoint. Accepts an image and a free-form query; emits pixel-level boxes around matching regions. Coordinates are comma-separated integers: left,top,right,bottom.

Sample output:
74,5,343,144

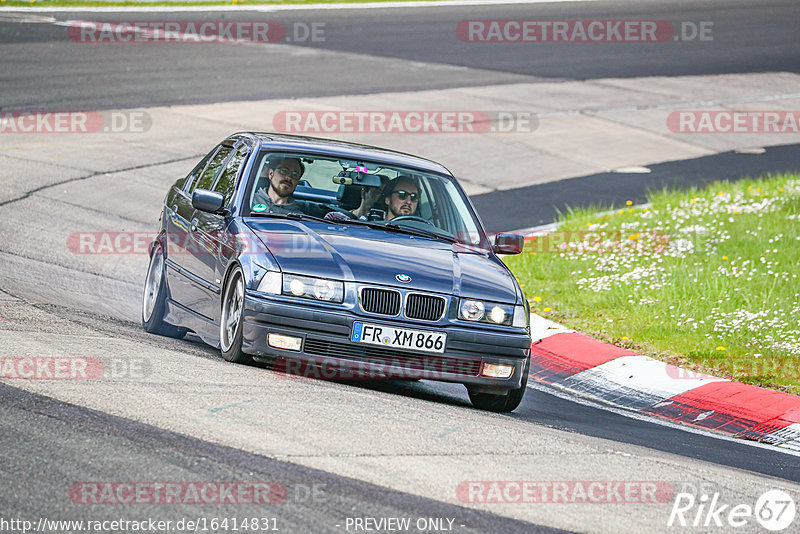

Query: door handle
190,218,198,232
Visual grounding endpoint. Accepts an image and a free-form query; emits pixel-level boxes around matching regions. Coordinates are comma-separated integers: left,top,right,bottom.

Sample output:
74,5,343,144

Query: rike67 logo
668,489,796,531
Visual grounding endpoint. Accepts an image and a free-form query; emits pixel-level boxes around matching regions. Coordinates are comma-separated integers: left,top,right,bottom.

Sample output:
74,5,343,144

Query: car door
171,144,234,318
187,143,247,321
164,147,217,310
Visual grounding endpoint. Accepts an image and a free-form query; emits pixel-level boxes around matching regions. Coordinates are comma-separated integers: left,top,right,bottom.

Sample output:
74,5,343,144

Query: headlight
289,278,305,296
256,270,282,294
313,278,339,301
458,299,514,326
282,274,343,303
488,306,507,324
459,299,485,321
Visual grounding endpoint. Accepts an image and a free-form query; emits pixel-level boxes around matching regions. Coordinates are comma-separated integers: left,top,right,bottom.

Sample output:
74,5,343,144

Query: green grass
1,0,427,7
506,174,800,394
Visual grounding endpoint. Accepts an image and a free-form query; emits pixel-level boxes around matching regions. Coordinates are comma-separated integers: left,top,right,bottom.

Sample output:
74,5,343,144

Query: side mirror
192,189,225,214
493,233,524,255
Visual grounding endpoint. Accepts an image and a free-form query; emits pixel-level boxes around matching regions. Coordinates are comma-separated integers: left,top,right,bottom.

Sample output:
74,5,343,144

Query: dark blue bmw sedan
143,133,531,411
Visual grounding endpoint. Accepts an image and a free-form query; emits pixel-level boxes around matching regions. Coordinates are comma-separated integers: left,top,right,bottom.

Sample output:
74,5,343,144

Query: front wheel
468,357,530,412
220,266,252,364
142,243,187,339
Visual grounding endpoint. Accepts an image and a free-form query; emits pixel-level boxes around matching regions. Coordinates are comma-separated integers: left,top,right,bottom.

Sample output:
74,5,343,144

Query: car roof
239,132,453,176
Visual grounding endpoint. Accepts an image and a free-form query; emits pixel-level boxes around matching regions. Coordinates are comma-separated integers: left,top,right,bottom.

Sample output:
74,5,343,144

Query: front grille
360,288,400,316
303,338,481,376
405,293,446,321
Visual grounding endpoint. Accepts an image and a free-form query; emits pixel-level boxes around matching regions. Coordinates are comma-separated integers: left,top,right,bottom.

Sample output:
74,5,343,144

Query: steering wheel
387,215,429,224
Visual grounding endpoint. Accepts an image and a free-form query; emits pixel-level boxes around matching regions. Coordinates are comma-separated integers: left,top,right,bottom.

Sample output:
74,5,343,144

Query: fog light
481,363,514,378
268,333,302,351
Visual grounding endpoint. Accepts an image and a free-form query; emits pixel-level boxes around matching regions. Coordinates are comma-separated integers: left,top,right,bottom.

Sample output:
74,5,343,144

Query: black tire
142,243,187,339
219,266,252,364
468,357,530,412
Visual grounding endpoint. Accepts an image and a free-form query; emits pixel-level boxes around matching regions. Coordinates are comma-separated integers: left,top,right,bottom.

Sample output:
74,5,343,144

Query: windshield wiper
253,210,455,242
334,217,454,242
329,216,446,238
383,222,455,242
248,211,329,224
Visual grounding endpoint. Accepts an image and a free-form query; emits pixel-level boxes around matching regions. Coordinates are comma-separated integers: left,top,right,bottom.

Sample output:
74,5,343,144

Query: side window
193,145,234,192
183,149,216,192
212,149,246,205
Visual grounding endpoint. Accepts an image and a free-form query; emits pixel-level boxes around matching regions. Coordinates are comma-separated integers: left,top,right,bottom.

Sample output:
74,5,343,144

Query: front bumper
241,294,531,390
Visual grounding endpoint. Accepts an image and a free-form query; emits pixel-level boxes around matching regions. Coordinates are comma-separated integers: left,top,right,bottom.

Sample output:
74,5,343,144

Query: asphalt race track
1,0,800,532
2,0,800,110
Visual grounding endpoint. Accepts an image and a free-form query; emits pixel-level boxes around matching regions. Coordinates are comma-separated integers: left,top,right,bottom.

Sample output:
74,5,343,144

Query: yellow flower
543,307,551,312
628,234,639,240
533,296,542,302
733,210,739,214
626,200,633,206
756,187,761,192
717,192,724,196
621,336,628,341
716,346,726,351
618,210,624,214
722,255,728,260
628,208,634,213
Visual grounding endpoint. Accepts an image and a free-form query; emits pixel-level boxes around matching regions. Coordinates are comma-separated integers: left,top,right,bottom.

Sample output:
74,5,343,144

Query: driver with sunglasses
382,176,420,221
252,157,308,214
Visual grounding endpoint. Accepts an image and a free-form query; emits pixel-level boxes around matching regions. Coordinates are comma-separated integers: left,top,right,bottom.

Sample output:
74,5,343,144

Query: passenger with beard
252,157,307,214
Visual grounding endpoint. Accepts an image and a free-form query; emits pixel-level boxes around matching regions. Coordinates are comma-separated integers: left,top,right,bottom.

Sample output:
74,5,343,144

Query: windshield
246,151,489,249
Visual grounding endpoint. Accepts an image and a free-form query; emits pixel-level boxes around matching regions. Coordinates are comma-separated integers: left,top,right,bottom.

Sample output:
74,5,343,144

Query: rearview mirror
192,189,225,213
493,233,524,255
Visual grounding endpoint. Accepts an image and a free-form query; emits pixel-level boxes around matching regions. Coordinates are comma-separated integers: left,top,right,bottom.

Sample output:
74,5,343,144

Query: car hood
245,219,519,303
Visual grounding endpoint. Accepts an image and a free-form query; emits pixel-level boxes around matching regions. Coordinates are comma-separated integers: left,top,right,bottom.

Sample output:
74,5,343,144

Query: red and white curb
527,313,800,451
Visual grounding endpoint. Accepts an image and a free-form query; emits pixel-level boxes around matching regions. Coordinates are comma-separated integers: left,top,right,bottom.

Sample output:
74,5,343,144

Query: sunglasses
392,190,420,202
275,166,302,179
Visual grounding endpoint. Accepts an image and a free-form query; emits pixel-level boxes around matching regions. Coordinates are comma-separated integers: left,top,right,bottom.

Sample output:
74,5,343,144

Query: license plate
351,322,447,354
